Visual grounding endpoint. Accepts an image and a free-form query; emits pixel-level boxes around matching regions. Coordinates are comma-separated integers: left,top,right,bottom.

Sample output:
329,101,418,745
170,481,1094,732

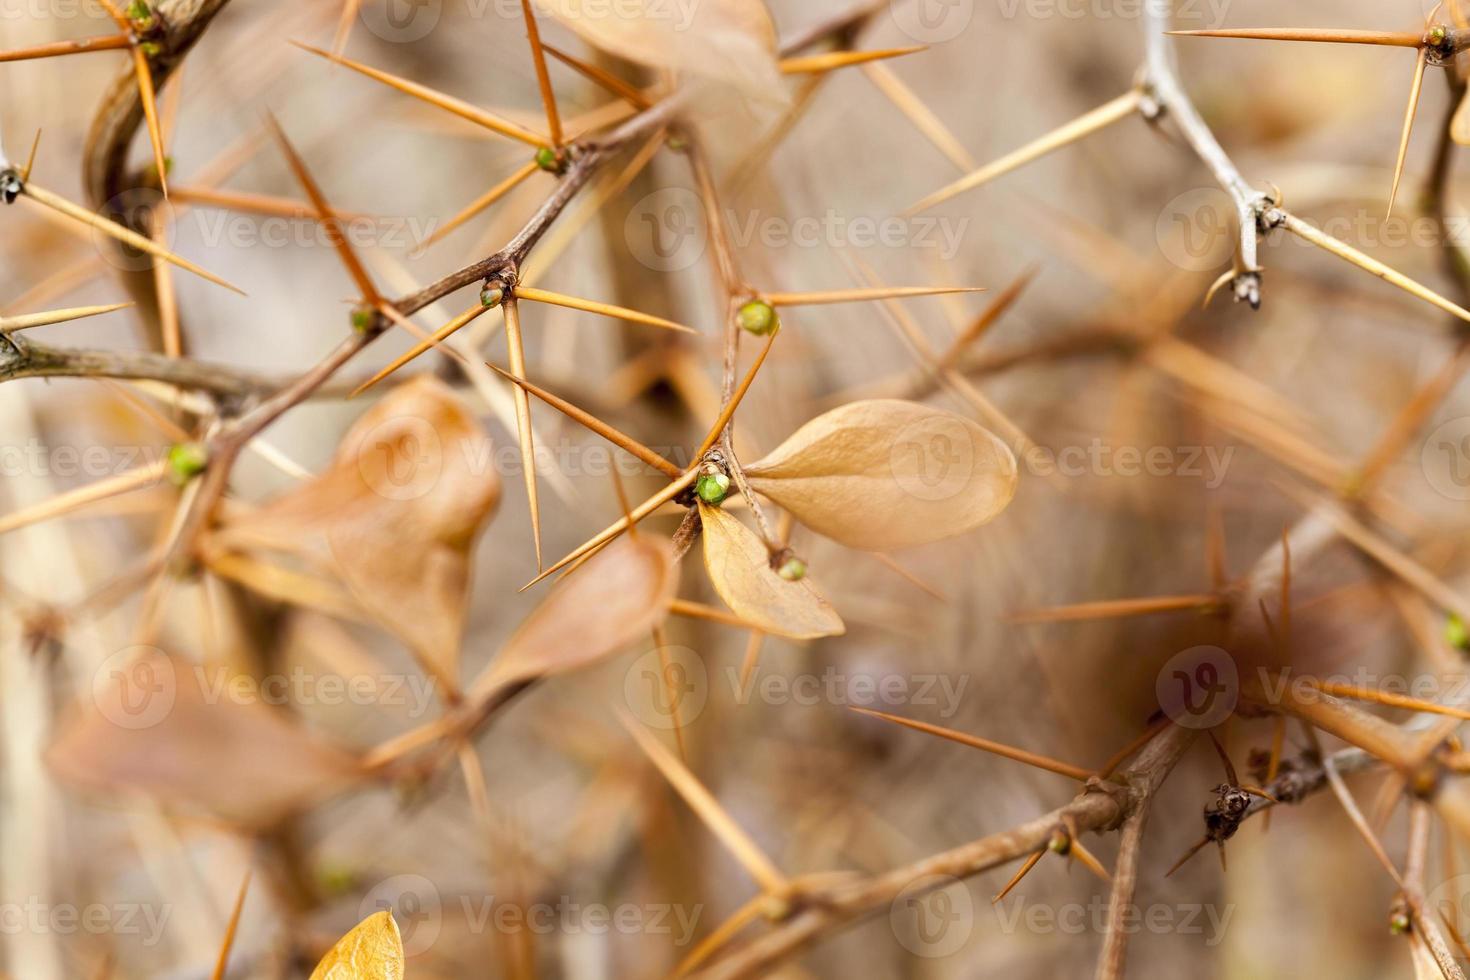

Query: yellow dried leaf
473,535,678,698
698,502,845,640
214,378,500,691
47,648,361,828
744,399,1018,552
309,911,406,980
532,0,781,98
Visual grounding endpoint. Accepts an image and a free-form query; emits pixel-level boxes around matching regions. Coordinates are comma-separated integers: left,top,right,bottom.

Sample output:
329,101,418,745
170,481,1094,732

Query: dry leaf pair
698,400,1019,639
206,377,501,696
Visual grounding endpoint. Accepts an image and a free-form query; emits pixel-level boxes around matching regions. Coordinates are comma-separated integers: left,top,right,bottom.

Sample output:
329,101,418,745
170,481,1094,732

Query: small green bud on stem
696,466,731,506
777,556,807,581
167,443,208,486
1448,613,1468,651
737,299,779,336
350,306,375,333
480,284,504,308
535,146,568,174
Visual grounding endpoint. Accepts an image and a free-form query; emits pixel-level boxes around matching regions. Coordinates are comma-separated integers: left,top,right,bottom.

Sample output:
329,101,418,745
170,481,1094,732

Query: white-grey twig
1140,1,1270,308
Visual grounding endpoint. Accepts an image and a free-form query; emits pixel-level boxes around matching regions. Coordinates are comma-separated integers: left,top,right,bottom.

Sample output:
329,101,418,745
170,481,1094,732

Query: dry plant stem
1141,1,1268,306
696,725,1196,980
1094,794,1152,980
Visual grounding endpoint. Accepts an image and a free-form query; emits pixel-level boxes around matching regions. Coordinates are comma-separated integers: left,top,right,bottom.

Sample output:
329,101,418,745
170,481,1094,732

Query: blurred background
3,0,1470,976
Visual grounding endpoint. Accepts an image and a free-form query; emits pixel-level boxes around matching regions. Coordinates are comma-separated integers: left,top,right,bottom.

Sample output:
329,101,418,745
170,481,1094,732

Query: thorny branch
1140,0,1270,307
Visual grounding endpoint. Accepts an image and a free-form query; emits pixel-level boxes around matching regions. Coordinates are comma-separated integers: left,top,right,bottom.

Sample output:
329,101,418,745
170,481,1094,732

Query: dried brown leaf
698,502,845,640
47,648,360,827
744,399,1018,551
213,378,500,691
473,534,678,697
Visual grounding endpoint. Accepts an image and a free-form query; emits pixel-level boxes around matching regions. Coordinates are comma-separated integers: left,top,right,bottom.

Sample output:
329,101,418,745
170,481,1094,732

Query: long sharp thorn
693,328,779,460
94,0,132,31
21,129,40,182
1069,839,1111,883
764,285,984,307
20,183,244,294
151,211,181,356
1311,680,1470,721
1165,836,1211,877
0,460,167,536
618,711,790,896
848,706,1092,780
352,301,493,396
486,364,683,477
132,45,169,198
862,60,976,172
0,34,131,63
209,869,252,980
503,297,542,570
375,301,474,374
290,41,550,148
1167,28,1427,47
542,43,652,108
169,185,344,220
416,161,540,251
514,285,698,334
333,0,363,56
264,112,380,305
907,90,1141,213
1008,594,1220,623
519,0,563,146
521,470,698,589
779,46,928,74
1390,46,1429,217
937,265,1039,368
0,302,133,332
993,851,1044,903
1280,211,1470,323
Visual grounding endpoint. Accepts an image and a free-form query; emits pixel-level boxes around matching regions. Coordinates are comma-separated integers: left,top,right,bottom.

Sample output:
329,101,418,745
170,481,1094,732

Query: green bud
1448,614,1468,651
1431,25,1450,46
139,40,162,57
167,442,208,486
1389,911,1411,935
737,299,779,336
1047,830,1070,855
535,146,564,173
777,557,807,582
126,0,150,18
480,285,504,308
350,307,374,332
696,471,731,505
666,133,689,152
